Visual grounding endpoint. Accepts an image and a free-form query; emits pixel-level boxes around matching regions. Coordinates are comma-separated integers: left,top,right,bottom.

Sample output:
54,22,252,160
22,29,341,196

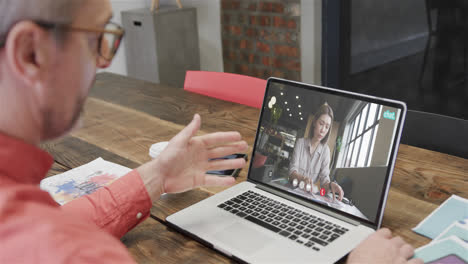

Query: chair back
184,71,267,109
401,110,468,158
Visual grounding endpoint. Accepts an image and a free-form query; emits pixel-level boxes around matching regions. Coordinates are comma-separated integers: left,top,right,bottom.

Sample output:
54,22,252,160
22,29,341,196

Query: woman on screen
288,103,344,201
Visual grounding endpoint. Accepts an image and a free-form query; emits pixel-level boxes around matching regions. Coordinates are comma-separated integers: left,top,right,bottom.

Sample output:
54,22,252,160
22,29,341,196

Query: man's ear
4,21,54,88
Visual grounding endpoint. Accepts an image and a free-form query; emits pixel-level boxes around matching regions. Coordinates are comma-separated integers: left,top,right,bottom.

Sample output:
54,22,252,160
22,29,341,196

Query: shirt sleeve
318,145,331,188
61,170,152,238
289,138,302,175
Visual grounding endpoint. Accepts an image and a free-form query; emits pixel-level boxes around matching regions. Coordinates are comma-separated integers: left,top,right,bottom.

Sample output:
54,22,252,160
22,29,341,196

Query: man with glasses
0,1,421,263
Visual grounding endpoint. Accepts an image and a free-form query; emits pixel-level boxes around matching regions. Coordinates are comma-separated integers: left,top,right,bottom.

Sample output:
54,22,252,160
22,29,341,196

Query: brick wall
221,0,301,81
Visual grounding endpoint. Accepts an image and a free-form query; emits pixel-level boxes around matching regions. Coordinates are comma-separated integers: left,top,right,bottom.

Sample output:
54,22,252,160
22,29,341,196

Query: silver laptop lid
248,78,406,229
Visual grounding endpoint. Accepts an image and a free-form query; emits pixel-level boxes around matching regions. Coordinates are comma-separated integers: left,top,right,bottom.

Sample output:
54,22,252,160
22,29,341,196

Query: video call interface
250,82,401,223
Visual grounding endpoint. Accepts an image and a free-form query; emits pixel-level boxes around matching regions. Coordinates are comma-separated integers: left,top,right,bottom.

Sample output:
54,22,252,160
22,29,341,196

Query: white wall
104,0,223,76
301,0,322,85
179,0,223,73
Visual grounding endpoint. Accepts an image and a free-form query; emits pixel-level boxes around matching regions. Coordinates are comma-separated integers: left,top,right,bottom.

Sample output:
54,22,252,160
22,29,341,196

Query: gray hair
0,0,86,44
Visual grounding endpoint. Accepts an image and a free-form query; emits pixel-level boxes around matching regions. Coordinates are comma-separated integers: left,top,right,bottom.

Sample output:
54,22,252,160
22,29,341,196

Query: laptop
167,78,406,263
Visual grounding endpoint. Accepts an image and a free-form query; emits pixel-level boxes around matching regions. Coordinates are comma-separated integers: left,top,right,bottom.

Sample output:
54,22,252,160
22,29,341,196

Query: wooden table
42,73,468,263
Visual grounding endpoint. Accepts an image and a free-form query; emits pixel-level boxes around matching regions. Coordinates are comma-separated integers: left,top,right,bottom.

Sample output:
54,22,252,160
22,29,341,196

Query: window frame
341,103,381,168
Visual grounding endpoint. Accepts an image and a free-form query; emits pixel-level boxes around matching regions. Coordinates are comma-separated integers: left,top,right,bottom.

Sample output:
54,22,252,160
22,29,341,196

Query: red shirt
0,133,152,263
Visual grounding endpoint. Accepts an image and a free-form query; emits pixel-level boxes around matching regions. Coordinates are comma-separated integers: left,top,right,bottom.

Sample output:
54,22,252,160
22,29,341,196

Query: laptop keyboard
217,190,349,252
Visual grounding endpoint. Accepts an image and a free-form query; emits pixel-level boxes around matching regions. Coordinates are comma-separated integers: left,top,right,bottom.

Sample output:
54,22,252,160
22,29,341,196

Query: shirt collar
307,139,324,156
0,132,53,185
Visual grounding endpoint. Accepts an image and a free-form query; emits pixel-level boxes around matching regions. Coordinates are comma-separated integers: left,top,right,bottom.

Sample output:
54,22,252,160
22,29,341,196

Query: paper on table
413,195,468,239
433,219,468,243
413,236,468,264
40,158,131,205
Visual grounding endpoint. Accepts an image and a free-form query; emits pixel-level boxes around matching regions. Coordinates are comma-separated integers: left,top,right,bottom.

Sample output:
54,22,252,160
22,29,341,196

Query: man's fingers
407,258,424,264
399,243,415,260
174,114,201,144
198,131,242,146
207,141,248,159
207,158,246,171
391,236,406,248
203,175,236,187
376,228,392,238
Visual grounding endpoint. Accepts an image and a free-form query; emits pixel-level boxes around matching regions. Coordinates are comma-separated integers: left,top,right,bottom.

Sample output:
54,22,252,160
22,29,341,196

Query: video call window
250,82,401,224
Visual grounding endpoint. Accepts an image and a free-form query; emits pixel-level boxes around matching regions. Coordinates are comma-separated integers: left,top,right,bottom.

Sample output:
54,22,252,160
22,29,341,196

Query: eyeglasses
0,21,125,62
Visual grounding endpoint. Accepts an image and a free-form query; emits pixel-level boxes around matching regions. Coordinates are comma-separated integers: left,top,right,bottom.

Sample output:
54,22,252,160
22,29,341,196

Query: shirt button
136,212,142,219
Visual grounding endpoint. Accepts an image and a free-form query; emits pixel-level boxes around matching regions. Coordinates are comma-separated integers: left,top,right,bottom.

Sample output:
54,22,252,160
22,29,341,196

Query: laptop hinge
255,184,362,227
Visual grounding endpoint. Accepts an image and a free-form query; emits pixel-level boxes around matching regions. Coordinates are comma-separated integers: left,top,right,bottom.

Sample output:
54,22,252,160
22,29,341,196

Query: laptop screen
249,78,404,226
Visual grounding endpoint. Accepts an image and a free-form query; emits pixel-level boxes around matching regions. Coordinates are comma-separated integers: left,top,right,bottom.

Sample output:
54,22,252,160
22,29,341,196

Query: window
341,103,381,168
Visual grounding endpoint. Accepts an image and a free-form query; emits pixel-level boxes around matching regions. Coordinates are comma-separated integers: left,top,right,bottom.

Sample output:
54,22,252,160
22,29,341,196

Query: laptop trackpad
213,221,272,256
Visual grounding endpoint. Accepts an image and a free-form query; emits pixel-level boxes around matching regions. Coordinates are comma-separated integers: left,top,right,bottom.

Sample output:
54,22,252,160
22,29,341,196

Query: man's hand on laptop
136,114,249,202
347,228,423,264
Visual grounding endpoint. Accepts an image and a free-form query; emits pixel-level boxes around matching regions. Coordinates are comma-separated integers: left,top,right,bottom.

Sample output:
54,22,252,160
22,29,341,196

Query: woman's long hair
308,103,334,144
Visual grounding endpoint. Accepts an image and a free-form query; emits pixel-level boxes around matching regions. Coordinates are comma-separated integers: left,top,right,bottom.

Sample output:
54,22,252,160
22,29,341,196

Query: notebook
167,78,406,263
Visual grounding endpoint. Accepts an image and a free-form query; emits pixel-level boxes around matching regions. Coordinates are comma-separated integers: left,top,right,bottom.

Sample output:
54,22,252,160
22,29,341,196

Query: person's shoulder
298,137,311,147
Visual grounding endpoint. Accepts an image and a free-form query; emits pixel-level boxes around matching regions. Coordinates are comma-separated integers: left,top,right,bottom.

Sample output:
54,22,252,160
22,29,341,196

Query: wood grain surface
41,136,139,169
43,73,467,263
45,162,70,178
392,145,467,204
91,73,261,141
122,217,234,264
